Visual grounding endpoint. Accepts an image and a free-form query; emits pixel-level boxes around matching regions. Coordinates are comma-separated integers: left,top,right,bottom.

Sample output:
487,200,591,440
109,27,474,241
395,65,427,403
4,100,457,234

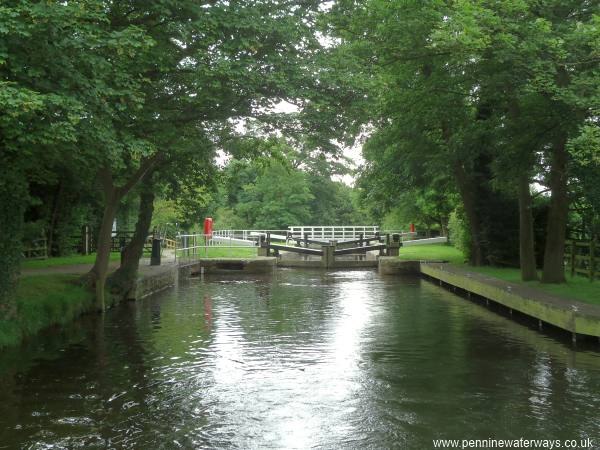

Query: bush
448,208,470,260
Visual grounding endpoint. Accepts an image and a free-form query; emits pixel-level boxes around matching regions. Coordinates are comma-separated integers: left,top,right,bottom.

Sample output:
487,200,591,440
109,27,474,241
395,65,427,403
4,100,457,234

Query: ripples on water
1,269,600,449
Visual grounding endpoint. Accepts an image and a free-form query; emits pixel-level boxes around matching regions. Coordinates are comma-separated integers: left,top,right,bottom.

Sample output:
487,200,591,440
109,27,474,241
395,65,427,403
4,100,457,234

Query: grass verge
22,252,121,270
0,274,94,349
398,243,600,306
398,244,466,265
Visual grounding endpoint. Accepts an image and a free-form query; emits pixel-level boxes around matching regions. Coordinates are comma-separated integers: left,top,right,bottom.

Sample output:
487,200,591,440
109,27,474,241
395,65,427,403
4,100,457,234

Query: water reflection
0,270,600,448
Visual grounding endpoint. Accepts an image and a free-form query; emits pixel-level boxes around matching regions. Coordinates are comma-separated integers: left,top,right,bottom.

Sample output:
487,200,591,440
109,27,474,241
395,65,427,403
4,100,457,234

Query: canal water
1,269,600,449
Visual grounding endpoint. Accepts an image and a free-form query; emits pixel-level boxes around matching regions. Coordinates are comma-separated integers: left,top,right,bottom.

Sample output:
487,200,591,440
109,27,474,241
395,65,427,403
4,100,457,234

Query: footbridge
175,226,447,269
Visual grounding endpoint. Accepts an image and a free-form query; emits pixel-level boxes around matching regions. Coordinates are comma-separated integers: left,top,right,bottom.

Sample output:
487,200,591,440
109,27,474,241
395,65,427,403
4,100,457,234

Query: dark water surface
1,269,600,449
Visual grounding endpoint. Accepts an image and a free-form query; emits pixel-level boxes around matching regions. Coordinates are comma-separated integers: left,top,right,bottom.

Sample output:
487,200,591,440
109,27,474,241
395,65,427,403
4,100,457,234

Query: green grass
461,266,600,306
0,274,94,349
22,252,121,269
398,244,465,264
398,243,600,306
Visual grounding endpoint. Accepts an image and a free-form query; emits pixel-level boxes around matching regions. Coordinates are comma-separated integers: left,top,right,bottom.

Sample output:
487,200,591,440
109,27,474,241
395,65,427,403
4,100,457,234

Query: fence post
591,240,596,282
321,242,336,268
571,240,576,278
257,234,268,257
388,233,401,257
150,237,162,266
81,225,91,255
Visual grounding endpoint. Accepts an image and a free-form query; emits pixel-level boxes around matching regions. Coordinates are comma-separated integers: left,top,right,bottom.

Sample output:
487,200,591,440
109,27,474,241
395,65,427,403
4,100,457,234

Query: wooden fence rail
22,237,48,260
565,239,597,281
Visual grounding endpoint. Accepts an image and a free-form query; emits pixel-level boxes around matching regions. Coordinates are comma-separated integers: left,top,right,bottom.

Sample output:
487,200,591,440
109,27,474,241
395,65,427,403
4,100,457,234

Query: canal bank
379,257,600,341
2,262,176,350
2,257,279,350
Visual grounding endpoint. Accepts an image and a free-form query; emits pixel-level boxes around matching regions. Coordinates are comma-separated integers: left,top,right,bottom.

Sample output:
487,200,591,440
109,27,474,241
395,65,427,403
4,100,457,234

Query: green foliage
569,126,600,238
236,163,315,229
211,155,365,230
324,0,600,272
212,207,247,230
448,209,471,259
2,0,329,309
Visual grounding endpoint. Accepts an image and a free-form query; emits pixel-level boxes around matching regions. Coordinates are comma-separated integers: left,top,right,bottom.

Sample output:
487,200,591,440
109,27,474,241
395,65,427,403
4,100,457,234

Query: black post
150,238,162,266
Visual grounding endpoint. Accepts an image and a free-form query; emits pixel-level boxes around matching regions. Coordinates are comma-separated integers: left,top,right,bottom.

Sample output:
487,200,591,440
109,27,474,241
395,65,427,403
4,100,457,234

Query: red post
203,217,213,237
410,223,415,233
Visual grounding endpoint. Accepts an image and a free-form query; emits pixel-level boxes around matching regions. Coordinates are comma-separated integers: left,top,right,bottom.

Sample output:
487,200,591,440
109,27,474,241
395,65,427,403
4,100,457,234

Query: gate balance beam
334,244,387,255
291,236,381,246
268,244,324,256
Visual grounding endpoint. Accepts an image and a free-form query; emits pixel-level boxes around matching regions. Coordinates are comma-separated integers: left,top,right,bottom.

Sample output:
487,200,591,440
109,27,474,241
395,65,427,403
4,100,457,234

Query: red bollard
203,217,213,237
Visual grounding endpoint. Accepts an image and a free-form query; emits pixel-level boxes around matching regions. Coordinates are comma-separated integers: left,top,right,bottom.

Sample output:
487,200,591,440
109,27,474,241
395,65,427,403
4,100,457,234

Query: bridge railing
288,226,380,241
212,229,290,242
212,228,421,244
176,233,260,261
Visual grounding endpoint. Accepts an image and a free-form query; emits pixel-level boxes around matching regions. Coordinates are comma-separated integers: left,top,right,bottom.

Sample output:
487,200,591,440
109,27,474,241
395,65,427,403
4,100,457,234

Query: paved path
21,258,176,277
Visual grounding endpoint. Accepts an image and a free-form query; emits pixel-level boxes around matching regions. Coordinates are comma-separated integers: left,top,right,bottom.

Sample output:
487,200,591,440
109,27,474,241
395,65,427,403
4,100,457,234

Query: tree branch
116,152,164,198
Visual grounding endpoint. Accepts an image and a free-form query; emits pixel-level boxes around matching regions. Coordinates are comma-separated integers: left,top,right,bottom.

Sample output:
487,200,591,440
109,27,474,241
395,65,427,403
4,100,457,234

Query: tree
84,0,325,309
324,0,600,281
0,1,151,311
235,163,314,229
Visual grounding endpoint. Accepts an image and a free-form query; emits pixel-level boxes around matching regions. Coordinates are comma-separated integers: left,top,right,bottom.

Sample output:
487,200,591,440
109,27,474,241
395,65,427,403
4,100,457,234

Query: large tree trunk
47,180,64,256
107,178,155,304
89,187,120,311
454,162,484,266
0,163,25,323
542,135,569,283
86,157,160,311
517,173,537,281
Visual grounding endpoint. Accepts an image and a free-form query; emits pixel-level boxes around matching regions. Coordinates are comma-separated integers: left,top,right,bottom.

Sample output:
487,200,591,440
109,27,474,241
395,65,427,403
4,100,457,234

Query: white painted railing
401,236,448,246
212,229,289,242
288,226,380,241
176,233,259,261
212,227,421,243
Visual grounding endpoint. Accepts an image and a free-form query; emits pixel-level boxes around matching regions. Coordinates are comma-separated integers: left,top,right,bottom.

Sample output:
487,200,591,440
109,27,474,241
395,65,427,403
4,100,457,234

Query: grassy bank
398,244,466,265
0,275,94,349
22,252,121,269
398,244,600,306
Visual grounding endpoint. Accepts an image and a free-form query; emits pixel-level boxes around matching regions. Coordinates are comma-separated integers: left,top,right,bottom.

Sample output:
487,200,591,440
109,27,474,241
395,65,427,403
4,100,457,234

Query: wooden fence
23,230,165,259
565,239,597,281
22,237,48,260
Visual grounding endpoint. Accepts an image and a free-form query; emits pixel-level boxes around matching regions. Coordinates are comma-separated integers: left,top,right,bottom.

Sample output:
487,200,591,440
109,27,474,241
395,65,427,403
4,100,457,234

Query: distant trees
213,153,362,230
